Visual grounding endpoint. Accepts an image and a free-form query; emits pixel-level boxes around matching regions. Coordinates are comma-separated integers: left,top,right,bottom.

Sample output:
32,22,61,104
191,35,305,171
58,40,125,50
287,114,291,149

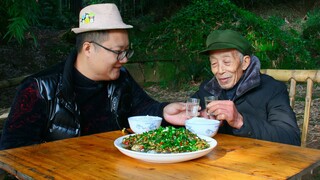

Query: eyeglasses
89,41,134,61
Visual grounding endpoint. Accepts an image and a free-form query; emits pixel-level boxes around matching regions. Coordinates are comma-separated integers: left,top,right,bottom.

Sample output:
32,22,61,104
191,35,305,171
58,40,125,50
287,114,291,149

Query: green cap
200,29,252,55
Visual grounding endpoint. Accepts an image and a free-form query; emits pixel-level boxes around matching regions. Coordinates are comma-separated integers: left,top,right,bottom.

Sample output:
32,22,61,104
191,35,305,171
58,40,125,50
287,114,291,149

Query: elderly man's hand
206,100,243,129
163,102,188,126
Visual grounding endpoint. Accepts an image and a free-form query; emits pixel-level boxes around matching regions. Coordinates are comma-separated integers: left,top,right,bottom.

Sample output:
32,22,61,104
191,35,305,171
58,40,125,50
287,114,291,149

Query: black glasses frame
89,41,134,61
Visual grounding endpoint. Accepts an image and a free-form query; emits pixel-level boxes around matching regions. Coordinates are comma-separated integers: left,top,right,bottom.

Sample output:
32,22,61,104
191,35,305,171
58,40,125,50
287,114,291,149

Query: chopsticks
121,128,134,135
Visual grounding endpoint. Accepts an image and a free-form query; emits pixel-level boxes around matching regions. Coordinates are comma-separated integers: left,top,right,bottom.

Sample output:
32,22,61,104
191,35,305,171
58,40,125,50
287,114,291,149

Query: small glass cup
186,98,200,117
204,96,218,116
204,96,218,107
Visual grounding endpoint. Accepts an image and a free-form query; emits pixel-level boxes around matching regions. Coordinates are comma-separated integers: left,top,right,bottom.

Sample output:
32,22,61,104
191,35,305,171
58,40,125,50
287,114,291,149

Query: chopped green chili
121,126,209,153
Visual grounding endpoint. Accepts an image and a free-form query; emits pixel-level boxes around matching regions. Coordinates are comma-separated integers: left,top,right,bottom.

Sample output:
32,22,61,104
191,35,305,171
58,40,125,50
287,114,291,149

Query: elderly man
0,3,187,150
193,29,301,145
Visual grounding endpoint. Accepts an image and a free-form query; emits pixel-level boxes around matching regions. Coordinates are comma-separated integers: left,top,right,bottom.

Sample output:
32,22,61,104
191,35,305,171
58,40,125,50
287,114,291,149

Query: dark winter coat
192,56,301,146
0,51,168,149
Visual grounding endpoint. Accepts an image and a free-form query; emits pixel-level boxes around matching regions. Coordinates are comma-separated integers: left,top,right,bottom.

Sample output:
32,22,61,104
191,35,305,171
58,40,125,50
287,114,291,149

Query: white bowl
185,117,220,137
128,115,162,134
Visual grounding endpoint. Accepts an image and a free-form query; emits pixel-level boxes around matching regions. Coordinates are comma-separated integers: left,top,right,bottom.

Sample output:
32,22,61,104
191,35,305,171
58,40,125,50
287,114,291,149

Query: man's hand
206,100,243,129
163,102,188,125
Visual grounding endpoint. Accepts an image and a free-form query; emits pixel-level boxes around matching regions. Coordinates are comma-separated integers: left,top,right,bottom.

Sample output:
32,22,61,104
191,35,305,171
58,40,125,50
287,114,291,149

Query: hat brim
71,24,133,34
199,42,247,55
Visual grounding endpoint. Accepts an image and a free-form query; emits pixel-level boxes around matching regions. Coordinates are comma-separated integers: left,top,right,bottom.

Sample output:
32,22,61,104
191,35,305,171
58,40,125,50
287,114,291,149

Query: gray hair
237,51,244,63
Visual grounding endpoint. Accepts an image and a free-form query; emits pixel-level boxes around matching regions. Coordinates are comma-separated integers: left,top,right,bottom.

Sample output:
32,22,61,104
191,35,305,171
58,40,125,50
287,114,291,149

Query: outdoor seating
261,69,320,147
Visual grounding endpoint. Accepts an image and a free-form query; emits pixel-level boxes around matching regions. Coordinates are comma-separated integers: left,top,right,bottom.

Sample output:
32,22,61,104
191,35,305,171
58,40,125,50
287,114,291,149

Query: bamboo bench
261,69,320,147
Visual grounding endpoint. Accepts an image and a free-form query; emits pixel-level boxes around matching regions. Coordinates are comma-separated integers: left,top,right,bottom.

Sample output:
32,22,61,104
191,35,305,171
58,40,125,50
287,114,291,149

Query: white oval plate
114,134,217,163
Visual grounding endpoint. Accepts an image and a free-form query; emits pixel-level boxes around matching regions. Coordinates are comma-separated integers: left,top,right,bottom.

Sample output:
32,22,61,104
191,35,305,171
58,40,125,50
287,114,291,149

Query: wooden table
0,131,319,180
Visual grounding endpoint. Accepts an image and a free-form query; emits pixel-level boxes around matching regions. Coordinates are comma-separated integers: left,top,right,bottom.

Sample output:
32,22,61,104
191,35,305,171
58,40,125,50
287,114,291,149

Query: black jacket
0,52,168,149
192,56,301,145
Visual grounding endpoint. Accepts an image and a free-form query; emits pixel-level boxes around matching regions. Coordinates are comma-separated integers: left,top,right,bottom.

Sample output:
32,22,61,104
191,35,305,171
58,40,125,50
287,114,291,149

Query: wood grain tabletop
0,131,319,180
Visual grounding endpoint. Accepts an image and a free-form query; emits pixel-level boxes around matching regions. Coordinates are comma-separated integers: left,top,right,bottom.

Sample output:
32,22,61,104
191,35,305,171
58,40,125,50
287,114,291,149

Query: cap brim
199,42,245,55
71,25,133,34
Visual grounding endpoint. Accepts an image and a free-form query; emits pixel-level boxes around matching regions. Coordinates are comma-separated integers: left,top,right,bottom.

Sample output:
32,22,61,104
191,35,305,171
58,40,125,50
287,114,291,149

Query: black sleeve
0,80,48,149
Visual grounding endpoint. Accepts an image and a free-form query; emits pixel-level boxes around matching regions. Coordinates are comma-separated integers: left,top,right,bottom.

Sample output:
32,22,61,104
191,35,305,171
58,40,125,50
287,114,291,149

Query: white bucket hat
71,3,133,34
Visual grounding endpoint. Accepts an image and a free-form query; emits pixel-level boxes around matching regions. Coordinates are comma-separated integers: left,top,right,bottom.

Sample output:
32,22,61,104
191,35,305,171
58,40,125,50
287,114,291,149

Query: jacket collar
59,51,77,102
204,55,261,98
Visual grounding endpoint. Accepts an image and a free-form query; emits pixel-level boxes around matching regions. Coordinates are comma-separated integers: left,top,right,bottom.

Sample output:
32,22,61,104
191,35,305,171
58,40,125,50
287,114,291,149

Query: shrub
302,8,320,65
131,0,315,86
1,0,40,45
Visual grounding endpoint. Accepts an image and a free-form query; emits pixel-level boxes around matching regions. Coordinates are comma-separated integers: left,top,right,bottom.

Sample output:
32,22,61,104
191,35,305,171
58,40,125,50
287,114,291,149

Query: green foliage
302,8,320,65
230,0,302,8
236,8,313,69
1,0,40,45
1,0,80,46
1,0,318,87
38,0,77,29
131,0,316,86
82,0,117,7
0,5,9,38
267,16,285,28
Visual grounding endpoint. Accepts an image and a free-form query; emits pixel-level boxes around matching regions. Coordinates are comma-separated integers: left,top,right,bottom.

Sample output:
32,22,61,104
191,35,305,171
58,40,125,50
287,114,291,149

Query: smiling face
209,49,250,90
75,29,130,81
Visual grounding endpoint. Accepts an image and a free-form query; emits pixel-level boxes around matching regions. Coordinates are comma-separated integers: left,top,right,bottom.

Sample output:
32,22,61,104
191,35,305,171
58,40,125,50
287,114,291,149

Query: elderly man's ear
241,55,251,70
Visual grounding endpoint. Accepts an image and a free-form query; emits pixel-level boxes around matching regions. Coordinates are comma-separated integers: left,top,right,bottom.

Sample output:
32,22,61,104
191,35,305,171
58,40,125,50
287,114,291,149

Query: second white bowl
185,117,220,137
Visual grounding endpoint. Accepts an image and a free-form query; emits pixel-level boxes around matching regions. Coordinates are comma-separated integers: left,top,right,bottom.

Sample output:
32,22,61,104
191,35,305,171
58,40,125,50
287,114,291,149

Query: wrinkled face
78,29,130,81
209,49,248,90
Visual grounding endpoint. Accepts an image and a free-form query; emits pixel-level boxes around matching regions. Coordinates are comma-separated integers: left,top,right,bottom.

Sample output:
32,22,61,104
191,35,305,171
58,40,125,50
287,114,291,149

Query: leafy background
1,0,319,86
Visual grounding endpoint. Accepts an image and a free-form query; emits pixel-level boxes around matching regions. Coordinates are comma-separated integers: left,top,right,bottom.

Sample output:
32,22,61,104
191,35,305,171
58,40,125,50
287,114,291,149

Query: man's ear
241,55,251,70
82,42,93,57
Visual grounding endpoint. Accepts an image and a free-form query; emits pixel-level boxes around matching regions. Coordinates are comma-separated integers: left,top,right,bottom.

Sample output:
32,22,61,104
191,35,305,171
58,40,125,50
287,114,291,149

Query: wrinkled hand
206,100,243,129
163,102,188,125
200,110,223,126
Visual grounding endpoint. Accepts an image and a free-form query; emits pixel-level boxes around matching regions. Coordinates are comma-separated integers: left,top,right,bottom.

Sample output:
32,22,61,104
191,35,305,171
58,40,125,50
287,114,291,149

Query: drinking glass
186,98,200,117
204,96,218,116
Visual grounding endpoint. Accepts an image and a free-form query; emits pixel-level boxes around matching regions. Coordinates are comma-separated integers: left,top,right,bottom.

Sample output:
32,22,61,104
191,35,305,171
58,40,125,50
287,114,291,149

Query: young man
0,3,187,150
193,29,301,145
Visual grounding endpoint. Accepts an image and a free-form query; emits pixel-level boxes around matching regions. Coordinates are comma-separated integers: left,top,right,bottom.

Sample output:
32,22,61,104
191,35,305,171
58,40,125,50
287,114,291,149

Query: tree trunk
70,0,82,16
